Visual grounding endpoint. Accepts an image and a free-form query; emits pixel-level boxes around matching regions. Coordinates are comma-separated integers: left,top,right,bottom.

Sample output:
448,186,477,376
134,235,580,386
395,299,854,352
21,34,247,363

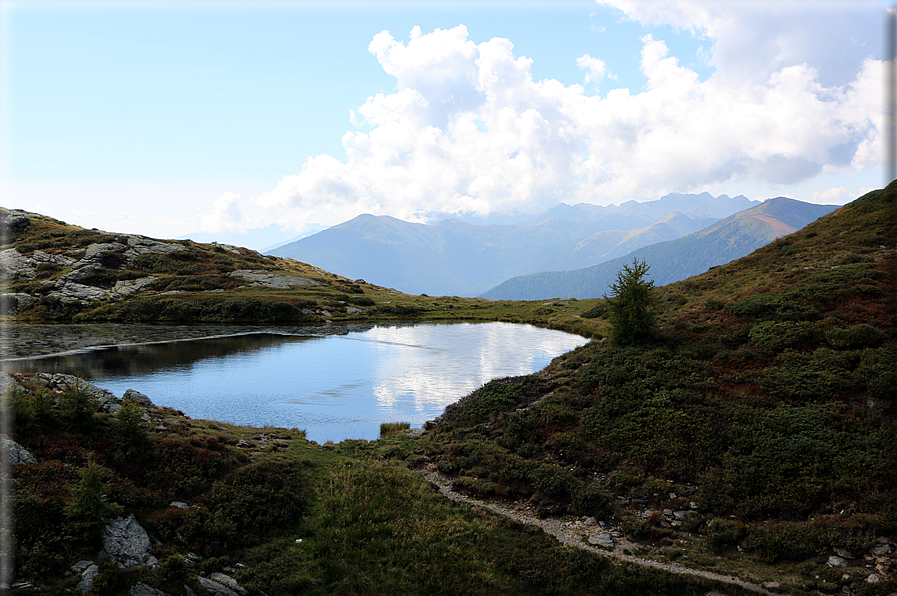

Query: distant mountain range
481,197,839,300
269,192,758,296
179,223,328,253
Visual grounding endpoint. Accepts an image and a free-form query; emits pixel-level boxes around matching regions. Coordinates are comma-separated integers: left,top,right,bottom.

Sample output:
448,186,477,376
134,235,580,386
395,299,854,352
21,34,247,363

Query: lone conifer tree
604,258,658,346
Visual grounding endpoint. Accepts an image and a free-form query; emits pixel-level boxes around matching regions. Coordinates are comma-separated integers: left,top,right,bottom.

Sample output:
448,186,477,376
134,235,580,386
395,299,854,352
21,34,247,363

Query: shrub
62,383,96,432
748,321,817,355
824,324,884,350
113,401,149,448
580,303,606,319
702,518,747,554
380,421,410,437
348,295,375,306
64,459,124,549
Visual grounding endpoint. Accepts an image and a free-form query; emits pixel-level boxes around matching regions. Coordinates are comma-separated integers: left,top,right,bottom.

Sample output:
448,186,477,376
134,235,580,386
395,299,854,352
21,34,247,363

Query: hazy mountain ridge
270,192,758,296
482,197,839,300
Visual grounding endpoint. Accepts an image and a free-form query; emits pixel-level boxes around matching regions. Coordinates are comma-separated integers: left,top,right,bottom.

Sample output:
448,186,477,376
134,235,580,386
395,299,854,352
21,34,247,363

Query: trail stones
100,515,156,568
197,573,248,596
588,533,615,549
130,583,171,596
828,555,849,567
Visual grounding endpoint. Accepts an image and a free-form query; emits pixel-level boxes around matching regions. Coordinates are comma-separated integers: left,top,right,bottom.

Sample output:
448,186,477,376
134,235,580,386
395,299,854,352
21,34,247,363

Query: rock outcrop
99,515,157,568
1,435,37,464
0,209,32,234
0,248,35,280
0,292,36,314
229,270,321,289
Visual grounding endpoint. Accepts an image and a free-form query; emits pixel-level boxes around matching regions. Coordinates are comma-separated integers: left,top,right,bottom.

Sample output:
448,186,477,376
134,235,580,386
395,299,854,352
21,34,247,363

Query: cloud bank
209,4,883,233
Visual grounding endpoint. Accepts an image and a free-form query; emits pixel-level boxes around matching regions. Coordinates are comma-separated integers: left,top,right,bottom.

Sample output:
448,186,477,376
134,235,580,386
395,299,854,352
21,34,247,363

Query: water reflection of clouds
23,321,588,443
369,323,587,416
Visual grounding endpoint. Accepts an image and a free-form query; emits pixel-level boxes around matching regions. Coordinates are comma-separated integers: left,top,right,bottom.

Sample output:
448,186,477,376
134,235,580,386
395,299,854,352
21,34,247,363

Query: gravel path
418,468,775,595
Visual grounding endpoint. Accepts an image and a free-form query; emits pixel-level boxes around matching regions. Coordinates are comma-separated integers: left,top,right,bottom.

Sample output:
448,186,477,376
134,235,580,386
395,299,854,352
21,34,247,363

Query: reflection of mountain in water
15,333,315,379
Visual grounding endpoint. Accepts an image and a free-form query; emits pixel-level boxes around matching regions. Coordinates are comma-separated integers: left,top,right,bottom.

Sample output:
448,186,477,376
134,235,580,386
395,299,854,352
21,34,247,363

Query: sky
0,0,889,248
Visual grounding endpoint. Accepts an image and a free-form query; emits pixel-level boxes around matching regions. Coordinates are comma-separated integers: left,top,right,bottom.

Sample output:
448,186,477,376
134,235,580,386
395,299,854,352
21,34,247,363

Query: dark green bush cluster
131,252,202,275
348,295,375,306
440,376,550,428
824,323,884,349
92,296,312,324
148,274,241,293
742,515,888,563
580,303,606,319
436,438,611,517
184,460,310,554
748,320,817,355
725,293,816,321
701,518,747,554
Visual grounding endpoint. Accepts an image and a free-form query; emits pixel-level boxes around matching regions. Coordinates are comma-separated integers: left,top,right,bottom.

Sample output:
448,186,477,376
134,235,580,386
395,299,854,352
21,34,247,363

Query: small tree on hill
604,258,658,346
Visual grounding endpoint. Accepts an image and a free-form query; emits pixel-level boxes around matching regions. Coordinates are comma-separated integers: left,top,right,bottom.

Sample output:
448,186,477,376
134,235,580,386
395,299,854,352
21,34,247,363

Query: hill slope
482,197,838,300
421,184,897,592
0,207,606,337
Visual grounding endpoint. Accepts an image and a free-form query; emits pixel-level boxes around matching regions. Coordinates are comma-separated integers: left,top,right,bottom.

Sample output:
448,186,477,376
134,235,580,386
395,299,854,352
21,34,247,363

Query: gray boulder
113,276,157,296
0,248,35,280
827,555,848,567
83,242,125,259
1,436,37,464
123,389,153,405
1,209,31,233
197,573,248,596
47,281,114,304
58,263,106,285
77,564,100,594
229,270,321,289
0,293,36,315
588,533,615,549
99,515,155,568
31,249,77,267
122,236,186,260
130,582,170,596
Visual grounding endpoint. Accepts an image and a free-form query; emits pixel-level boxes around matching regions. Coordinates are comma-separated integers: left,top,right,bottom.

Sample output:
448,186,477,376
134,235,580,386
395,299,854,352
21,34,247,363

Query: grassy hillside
0,208,605,338
421,185,896,593
482,198,837,300
3,184,896,594
7,373,737,595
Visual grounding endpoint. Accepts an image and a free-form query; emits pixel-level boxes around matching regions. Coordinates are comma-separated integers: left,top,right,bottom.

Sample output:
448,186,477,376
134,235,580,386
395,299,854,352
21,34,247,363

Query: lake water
6,322,589,443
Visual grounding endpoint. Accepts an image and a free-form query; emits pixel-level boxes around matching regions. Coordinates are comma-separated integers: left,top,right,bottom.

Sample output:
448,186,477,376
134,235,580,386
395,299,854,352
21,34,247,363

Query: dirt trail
418,468,774,595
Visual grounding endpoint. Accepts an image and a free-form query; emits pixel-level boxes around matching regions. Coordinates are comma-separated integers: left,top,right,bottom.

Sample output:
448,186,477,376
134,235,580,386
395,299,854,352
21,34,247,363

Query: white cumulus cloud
232,12,881,231
577,53,608,82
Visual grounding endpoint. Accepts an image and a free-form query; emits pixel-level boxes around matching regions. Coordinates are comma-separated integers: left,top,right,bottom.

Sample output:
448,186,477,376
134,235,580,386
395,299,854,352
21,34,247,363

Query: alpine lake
3,322,589,443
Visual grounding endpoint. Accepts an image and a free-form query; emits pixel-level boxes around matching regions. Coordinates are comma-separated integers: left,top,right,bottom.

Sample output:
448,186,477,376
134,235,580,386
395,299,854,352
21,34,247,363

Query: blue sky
0,0,887,246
